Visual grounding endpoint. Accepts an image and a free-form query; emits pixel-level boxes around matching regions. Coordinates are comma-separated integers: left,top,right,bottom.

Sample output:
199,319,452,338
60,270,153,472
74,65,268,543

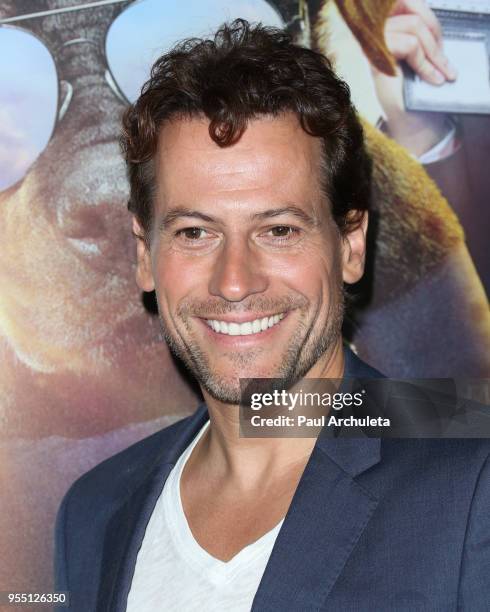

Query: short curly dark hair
121,18,371,241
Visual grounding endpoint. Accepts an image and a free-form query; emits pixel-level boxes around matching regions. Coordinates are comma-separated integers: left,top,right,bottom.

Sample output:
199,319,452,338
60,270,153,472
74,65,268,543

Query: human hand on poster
371,0,457,157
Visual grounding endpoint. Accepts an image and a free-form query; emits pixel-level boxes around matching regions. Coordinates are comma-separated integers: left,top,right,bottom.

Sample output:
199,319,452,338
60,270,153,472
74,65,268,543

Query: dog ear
334,0,398,75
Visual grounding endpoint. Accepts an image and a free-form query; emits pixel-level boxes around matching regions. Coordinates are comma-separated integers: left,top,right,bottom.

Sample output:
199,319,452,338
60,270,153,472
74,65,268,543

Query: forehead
154,113,324,208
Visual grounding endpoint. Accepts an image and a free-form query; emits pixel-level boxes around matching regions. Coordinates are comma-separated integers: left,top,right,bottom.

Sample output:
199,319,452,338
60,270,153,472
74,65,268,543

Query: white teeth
228,322,240,336
206,313,285,336
240,322,253,335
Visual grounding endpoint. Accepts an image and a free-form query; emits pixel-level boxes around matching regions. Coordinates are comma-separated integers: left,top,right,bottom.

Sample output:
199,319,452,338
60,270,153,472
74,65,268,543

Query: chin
207,357,278,380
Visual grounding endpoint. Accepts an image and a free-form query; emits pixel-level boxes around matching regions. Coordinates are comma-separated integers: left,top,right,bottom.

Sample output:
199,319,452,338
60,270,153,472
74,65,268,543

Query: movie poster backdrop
0,0,489,601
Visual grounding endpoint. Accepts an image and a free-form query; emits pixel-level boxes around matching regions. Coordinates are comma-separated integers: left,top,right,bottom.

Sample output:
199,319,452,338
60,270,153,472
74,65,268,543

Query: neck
195,338,345,489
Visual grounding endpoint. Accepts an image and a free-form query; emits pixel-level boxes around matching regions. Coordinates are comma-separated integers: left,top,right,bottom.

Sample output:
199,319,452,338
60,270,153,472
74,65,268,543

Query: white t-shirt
126,421,284,611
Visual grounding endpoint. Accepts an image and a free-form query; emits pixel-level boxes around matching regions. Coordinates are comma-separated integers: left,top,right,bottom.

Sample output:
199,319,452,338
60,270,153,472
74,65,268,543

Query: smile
204,313,285,336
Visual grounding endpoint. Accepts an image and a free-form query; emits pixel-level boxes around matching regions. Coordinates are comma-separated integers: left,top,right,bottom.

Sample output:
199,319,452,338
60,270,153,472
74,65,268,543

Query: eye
269,226,296,238
257,225,303,248
261,225,302,244
172,226,219,252
176,227,209,240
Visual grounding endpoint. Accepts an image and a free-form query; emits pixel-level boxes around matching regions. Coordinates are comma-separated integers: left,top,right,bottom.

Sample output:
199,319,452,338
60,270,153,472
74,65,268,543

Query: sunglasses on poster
0,0,307,190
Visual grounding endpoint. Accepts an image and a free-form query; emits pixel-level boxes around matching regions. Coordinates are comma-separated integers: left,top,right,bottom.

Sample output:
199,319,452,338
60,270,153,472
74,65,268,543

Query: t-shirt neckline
164,420,284,582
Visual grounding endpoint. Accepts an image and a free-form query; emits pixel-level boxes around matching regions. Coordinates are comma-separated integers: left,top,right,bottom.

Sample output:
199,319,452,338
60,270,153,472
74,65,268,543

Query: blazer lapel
96,406,209,612
96,463,174,612
252,347,382,610
252,437,381,611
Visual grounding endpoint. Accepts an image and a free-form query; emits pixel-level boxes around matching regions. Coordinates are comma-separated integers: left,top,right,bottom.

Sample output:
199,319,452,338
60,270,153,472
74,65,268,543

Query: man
55,19,489,611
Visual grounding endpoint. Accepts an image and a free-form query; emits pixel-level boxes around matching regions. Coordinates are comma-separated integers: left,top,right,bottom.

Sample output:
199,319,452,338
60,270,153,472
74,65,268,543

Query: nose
208,238,268,302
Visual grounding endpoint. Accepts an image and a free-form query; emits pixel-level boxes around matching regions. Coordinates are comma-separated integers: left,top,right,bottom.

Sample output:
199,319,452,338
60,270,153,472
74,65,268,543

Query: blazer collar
251,441,379,610
97,406,209,612
101,346,381,611
315,345,382,477
252,346,382,609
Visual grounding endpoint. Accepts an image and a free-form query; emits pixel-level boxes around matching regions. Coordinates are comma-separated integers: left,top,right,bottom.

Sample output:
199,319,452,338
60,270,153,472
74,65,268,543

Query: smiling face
134,113,367,404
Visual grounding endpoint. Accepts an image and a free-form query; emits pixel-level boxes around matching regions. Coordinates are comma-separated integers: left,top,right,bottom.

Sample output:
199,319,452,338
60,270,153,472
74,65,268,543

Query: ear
341,211,368,284
132,216,155,292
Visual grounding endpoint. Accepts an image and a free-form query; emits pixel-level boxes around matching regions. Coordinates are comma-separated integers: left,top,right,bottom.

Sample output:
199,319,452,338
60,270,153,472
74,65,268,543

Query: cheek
152,248,210,305
272,244,338,299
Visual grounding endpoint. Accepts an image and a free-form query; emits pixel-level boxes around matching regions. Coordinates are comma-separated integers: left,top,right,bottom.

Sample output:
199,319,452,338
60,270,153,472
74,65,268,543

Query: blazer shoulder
59,405,206,512
384,437,490,464
54,405,207,597
381,438,490,486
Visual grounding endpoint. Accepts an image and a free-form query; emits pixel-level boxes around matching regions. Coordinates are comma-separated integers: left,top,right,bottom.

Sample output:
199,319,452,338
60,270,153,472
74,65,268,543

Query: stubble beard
158,287,345,405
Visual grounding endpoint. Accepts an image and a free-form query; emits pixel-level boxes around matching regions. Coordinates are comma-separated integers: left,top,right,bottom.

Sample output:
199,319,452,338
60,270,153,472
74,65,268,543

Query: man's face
135,113,366,403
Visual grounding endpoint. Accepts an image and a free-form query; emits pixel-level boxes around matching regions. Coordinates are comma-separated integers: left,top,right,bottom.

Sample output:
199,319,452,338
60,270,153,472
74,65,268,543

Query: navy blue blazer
55,348,490,611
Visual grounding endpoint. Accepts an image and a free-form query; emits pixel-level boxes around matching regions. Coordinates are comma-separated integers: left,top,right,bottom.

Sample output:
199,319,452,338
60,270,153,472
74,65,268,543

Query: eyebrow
252,206,318,227
158,205,318,232
159,208,215,232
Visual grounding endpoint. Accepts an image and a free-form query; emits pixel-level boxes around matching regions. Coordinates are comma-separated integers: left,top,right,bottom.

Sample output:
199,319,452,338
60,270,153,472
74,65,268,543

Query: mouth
203,312,286,336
